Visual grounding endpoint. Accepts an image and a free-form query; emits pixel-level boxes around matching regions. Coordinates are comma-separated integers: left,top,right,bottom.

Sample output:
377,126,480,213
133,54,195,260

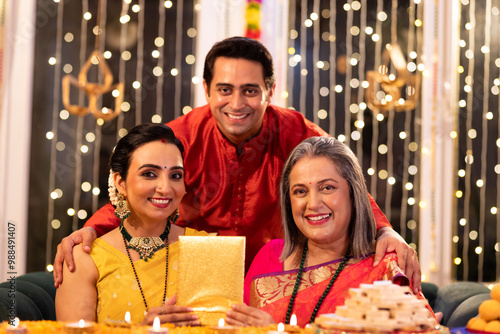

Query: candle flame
13,317,19,328
290,314,297,326
278,322,285,332
218,318,225,327
153,317,161,330
125,311,131,322
78,319,85,328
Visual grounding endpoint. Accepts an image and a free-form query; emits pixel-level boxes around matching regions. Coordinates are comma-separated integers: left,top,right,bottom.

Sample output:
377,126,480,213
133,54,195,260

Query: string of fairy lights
369,0,383,200
299,0,307,117
400,0,418,241
497,7,500,282
355,0,367,170
478,0,491,283
312,0,320,126
343,0,353,149
115,1,128,141
134,0,144,124
155,0,166,119
36,0,500,282
174,0,183,119
413,0,423,260
384,0,396,223
72,0,86,233
327,0,336,139
45,0,64,269
286,0,422,252
93,0,107,220
454,0,500,282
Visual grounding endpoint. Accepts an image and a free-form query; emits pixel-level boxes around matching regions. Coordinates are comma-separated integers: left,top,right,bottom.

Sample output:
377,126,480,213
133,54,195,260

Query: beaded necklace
285,242,351,324
120,221,171,314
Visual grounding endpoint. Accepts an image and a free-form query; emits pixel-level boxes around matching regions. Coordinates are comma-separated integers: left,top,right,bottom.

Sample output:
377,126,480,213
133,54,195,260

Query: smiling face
115,141,186,228
289,156,352,248
204,57,275,146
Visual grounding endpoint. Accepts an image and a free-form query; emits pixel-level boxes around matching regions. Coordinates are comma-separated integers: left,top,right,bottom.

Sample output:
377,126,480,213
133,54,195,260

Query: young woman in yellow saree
56,124,205,325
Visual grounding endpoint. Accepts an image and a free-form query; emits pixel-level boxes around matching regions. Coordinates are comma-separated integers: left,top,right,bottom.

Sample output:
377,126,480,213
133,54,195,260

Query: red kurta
84,104,391,269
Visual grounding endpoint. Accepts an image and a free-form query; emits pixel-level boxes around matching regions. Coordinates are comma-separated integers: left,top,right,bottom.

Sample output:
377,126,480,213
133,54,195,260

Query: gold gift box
177,236,245,326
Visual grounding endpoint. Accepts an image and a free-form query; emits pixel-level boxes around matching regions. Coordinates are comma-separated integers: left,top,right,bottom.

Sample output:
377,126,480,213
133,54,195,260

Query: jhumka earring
108,169,130,222
168,208,180,225
115,193,130,222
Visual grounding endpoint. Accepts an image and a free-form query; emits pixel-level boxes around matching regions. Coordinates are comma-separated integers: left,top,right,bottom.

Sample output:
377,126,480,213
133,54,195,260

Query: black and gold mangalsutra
120,220,171,314
285,242,351,324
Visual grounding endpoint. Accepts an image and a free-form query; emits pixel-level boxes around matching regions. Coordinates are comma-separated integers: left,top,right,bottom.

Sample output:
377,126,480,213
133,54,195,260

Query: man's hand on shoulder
373,226,421,293
53,226,97,288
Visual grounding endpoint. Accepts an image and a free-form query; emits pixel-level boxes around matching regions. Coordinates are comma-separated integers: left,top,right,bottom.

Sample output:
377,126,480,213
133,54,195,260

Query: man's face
204,57,275,146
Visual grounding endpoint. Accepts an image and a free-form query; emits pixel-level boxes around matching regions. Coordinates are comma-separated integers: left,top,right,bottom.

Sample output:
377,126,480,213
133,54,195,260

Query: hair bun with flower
108,169,119,206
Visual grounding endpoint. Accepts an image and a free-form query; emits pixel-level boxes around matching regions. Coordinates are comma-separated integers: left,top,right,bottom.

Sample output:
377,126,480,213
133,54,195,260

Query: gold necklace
119,221,170,261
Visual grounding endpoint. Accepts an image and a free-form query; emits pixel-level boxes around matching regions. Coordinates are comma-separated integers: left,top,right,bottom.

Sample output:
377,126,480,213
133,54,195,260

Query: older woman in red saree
226,136,432,328
243,240,407,327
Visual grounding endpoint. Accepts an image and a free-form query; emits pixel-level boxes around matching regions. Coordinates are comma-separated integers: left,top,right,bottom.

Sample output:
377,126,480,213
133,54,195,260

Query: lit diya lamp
267,322,286,334
284,314,301,333
210,318,237,334
125,311,131,324
147,317,169,334
64,319,95,334
104,311,132,327
6,318,27,334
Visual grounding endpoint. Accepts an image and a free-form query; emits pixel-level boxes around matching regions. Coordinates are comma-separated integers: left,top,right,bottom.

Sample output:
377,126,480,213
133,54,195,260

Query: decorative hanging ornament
365,44,420,113
62,0,124,122
245,0,262,39
62,51,124,121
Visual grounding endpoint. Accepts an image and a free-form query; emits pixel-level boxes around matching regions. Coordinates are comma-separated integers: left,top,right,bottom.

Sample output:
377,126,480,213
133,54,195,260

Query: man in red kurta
53,37,420,291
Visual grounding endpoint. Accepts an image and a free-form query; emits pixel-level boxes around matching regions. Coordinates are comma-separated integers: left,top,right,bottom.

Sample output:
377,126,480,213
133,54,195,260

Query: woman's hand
225,304,276,327
141,295,200,327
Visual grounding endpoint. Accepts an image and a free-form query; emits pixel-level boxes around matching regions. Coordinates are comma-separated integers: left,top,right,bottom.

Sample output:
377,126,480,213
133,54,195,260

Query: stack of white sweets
315,281,439,332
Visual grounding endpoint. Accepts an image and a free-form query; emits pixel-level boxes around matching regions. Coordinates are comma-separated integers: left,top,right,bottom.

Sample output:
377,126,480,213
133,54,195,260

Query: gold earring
115,193,130,222
168,208,179,225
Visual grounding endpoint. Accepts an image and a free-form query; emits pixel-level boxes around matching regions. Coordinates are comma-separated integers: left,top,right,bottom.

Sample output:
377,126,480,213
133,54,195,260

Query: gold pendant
128,237,165,261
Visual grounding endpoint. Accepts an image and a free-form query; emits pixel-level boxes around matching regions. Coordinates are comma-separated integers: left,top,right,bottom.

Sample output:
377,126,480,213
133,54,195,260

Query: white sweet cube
365,309,390,321
348,288,363,297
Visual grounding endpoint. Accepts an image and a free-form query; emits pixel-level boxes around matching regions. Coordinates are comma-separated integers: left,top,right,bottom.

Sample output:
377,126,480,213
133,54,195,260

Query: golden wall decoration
365,44,420,113
62,50,124,121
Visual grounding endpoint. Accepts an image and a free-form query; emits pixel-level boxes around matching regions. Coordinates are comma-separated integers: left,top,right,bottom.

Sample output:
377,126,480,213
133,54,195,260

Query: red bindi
161,138,166,143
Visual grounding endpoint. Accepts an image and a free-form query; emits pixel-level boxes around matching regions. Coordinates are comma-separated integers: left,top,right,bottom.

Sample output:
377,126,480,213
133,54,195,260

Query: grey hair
279,136,376,264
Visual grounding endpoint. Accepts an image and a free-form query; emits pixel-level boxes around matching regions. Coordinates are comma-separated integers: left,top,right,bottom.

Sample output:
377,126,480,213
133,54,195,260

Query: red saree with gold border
245,239,408,327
